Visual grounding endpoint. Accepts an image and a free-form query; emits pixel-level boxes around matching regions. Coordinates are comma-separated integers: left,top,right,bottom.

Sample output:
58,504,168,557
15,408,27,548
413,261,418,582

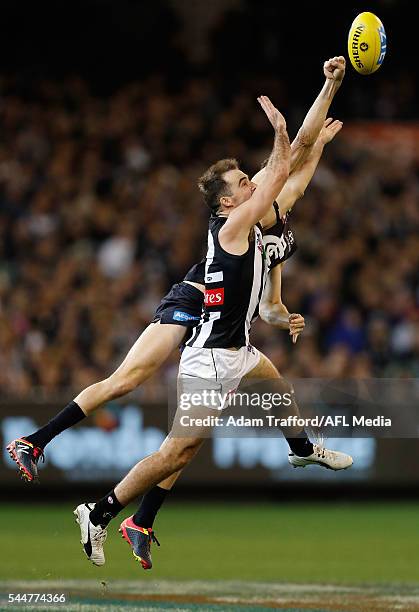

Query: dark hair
198,158,239,213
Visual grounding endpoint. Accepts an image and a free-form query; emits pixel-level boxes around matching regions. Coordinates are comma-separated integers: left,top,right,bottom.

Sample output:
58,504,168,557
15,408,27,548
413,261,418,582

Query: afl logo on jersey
204,288,224,306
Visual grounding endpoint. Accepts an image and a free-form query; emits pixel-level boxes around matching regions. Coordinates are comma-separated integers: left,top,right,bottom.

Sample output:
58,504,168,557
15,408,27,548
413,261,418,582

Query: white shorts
179,345,261,411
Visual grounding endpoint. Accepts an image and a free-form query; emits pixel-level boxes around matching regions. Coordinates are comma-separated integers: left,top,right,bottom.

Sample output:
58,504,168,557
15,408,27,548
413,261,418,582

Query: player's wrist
323,78,341,98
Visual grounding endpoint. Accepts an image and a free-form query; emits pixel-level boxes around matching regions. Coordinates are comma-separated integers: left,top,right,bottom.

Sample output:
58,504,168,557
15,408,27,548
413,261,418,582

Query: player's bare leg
74,323,186,414
113,437,203,505
7,323,186,482
76,362,209,567
246,352,353,470
244,352,309,439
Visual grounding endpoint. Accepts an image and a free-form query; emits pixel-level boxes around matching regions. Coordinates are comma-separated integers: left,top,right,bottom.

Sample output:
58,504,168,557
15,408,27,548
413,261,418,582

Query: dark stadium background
0,0,418,501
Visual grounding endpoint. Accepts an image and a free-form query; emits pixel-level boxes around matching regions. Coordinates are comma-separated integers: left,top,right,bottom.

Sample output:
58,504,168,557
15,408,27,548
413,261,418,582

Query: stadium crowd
0,76,418,399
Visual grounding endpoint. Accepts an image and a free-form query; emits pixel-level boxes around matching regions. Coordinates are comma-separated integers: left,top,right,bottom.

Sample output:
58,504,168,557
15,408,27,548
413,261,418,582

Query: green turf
0,502,418,584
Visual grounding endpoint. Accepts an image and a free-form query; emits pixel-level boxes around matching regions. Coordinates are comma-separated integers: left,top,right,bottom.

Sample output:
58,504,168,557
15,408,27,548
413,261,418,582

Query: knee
107,369,145,398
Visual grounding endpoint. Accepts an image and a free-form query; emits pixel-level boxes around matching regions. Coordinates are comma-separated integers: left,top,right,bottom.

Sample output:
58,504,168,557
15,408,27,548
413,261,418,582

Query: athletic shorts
152,282,203,327
178,344,261,411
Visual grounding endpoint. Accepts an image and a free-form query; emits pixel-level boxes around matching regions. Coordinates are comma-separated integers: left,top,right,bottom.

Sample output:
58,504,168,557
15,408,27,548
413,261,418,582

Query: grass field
0,502,418,611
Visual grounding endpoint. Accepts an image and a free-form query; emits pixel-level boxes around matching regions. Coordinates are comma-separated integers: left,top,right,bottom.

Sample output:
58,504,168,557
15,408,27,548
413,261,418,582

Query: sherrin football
348,12,387,74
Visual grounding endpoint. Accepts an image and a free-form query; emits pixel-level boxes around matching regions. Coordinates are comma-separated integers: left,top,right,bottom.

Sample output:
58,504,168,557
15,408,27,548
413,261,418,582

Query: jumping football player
111,117,344,571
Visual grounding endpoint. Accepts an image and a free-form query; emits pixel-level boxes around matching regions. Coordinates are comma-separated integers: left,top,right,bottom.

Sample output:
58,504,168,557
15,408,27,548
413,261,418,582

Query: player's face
221,169,256,209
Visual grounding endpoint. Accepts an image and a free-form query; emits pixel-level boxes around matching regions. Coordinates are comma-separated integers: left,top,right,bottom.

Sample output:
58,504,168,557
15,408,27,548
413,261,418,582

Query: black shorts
152,282,203,327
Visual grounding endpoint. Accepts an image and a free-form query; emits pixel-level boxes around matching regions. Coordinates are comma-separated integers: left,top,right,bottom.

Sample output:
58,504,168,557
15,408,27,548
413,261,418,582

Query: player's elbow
259,302,278,323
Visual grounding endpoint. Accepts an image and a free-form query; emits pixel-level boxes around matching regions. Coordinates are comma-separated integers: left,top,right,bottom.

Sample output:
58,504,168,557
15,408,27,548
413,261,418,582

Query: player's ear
220,195,233,209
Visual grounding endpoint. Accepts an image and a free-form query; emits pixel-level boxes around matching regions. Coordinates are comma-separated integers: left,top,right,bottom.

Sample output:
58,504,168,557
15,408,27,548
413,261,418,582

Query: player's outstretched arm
220,96,290,252
274,117,343,217
259,263,305,343
290,56,345,171
258,117,342,226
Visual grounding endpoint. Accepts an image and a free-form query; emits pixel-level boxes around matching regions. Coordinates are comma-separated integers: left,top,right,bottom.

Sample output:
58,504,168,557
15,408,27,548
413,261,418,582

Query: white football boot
289,443,353,471
74,502,107,566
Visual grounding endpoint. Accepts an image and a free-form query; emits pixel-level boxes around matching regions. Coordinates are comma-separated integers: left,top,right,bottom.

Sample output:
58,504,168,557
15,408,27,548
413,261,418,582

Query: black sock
133,486,168,528
286,430,314,457
25,401,86,450
90,490,124,527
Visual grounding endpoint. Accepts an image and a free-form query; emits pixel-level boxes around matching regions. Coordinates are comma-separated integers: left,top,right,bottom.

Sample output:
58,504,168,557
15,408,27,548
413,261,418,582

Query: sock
25,401,86,450
286,430,314,457
133,486,168,529
90,490,124,527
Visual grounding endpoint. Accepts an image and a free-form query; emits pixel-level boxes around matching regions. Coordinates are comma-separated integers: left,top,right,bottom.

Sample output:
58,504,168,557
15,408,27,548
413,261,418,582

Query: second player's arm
272,118,342,217
259,117,343,224
259,264,305,342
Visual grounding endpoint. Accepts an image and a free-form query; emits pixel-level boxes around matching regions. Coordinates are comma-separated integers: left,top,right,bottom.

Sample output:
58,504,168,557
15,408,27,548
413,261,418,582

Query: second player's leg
246,351,352,470
75,323,186,414
244,352,307,437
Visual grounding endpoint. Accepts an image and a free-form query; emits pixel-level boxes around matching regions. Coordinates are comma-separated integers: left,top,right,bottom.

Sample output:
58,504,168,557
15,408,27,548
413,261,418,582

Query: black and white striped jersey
186,215,266,349
183,205,297,285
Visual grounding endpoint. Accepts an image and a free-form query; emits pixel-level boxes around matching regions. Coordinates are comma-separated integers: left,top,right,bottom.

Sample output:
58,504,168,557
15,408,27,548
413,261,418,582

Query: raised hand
257,95,287,132
323,56,346,83
319,117,343,144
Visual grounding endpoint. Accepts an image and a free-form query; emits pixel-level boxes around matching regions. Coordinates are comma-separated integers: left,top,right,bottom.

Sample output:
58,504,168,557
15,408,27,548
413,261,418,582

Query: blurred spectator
0,75,418,399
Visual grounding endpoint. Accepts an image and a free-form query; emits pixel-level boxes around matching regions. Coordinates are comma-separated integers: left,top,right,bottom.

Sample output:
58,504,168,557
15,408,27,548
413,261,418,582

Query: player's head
198,158,256,215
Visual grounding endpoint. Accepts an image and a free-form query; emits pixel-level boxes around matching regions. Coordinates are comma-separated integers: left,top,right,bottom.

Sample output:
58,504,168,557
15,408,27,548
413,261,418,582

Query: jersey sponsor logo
204,288,224,306
173,310,201,322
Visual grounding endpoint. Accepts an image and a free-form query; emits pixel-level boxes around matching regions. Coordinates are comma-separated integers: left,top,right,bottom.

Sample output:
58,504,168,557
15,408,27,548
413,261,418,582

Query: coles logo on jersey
204,288,224,306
